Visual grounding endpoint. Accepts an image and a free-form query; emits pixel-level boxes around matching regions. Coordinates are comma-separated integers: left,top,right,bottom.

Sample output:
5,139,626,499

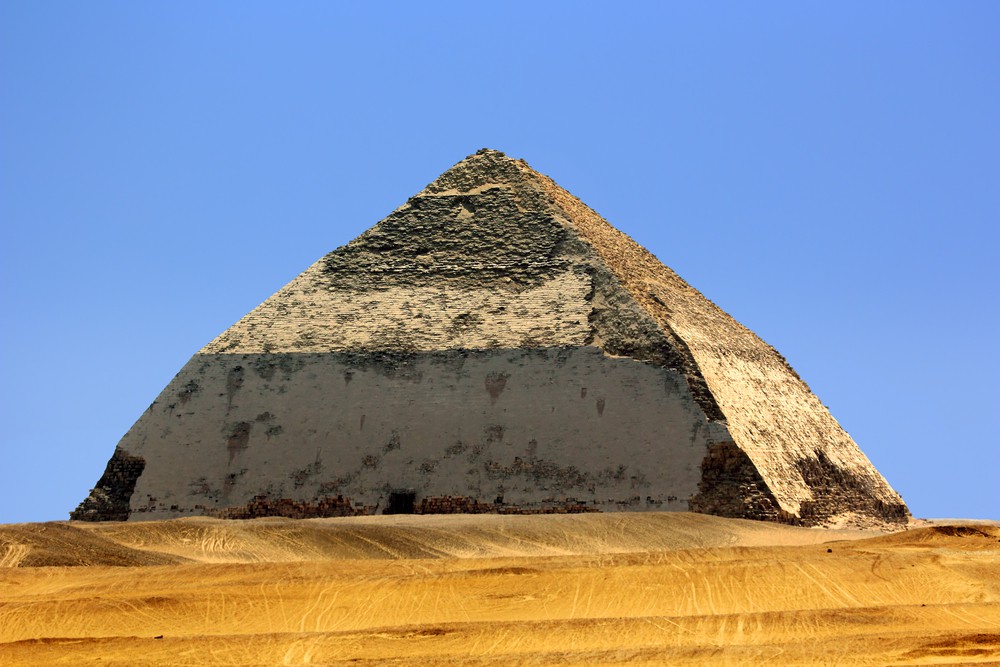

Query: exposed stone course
71,448,146,522
211,495,365,520
415,495,599,515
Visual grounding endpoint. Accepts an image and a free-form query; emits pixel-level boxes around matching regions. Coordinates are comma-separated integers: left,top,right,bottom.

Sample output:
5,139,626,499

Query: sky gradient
1,2,997,523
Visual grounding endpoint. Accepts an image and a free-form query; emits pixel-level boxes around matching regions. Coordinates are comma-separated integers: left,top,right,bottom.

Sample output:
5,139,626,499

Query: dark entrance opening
387,490,416,514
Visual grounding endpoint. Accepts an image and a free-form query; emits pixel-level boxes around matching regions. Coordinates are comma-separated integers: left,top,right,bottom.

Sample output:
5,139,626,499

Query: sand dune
0,522,184,568
2,513,998,665
3,512,882,566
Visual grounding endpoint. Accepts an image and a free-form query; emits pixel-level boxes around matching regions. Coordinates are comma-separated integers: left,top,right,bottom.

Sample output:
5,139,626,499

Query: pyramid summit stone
73,149,909,527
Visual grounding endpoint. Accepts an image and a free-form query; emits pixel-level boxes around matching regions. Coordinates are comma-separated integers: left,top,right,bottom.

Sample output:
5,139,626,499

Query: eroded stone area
71,448,146,522
325,187,569,290
795,451,910,526
689,442,796,524
203,270,594,354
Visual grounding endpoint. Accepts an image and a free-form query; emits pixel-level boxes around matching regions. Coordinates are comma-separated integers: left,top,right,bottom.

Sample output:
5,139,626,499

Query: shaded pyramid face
73,149,909,527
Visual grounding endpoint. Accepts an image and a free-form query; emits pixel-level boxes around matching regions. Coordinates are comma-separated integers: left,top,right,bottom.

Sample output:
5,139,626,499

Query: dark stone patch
322,187,569,291
382,431,401,453
70,448,146,522
415,495,599,515
484,372,509,403
189,477,218,500
226,422,252,462
211,494,365,519
178,381,200,405
689,441,795,523
340,350,423,383
448,312,483,338
795,450,909,526
290,453,323,488
483,456,634,495
251,354,306,381
223,468,247,495
483,424,505,443
225,366,244,403
252,357,277,380
444,441,468,457
318,472,356,495
690,443,909,526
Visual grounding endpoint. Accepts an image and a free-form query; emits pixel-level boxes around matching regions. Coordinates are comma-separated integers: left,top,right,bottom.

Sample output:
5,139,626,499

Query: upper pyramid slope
203,150,622,358
74,149,906,527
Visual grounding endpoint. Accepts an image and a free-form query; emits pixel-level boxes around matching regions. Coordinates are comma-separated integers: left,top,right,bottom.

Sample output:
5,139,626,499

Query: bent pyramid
73,149,909,527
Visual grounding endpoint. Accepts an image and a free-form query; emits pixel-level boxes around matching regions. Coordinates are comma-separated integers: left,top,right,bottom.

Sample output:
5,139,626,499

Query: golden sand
2,513,997,665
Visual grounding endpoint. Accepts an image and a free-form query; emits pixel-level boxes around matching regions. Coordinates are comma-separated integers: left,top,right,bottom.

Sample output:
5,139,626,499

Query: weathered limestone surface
111,349,720,519
75,149,908,527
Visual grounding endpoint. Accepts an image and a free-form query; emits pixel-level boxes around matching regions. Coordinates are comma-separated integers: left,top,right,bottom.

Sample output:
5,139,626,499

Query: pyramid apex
420,148,529,195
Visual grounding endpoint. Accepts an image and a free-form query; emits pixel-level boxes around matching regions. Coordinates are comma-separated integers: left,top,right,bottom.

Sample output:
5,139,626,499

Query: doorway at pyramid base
72,346,905,527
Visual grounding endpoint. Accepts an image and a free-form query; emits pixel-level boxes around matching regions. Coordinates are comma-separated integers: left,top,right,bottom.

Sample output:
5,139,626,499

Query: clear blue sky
1,2,997,523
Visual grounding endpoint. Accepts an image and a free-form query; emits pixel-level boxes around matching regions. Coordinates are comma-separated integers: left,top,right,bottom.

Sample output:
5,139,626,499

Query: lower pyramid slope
73,149,908,527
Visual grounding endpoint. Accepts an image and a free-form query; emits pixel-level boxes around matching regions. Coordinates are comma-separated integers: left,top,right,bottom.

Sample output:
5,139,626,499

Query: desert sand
1,512,998,665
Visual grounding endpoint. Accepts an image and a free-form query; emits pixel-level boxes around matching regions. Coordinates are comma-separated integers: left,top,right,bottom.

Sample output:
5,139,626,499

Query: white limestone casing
125,348,729,518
